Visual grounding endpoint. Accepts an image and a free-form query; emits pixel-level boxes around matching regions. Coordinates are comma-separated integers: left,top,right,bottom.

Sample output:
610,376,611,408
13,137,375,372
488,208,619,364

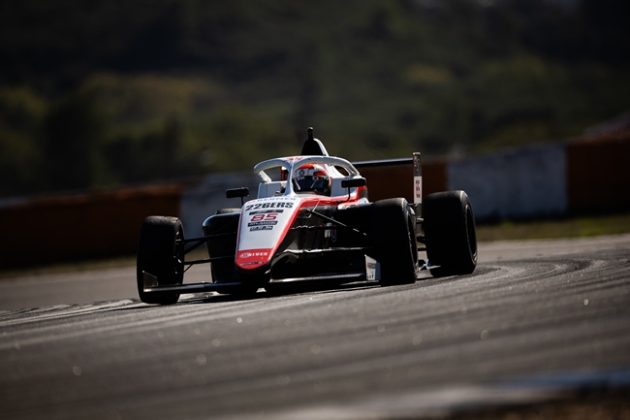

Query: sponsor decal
414,176,422,205
236,248,273,269
244,201,294,211
247,212,279,230
249,213,278,222
238,250,270,259
248,221,277,226
250,226,273,231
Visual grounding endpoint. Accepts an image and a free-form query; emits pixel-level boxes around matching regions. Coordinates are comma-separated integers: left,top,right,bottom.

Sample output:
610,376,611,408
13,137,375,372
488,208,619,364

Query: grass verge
476,211,630,242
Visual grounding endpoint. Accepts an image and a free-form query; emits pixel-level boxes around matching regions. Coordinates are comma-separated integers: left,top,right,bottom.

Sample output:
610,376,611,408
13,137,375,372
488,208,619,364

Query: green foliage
477,212,630,241
1,0,629,196
43,92,107,190
0,87,46,195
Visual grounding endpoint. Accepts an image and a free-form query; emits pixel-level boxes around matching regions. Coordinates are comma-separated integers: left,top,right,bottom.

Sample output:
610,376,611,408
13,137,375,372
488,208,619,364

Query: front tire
136,216,184,304
424,191,477,277
371,198,417,286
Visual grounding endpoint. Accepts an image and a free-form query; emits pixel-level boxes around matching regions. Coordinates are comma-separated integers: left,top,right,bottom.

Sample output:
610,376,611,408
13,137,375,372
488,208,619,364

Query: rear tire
371,198,417,286
424,191,477,277
136,216,184,304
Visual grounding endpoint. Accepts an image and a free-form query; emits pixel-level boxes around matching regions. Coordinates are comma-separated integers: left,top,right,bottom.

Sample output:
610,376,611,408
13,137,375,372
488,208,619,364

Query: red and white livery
136,128,477,304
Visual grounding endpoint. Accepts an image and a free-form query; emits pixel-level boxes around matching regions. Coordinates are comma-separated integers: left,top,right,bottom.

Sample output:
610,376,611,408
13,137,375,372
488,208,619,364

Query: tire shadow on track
180,281,383,305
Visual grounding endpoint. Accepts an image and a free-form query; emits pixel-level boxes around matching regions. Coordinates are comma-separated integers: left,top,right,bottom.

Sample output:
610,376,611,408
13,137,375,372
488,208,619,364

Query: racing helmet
294,163,331,195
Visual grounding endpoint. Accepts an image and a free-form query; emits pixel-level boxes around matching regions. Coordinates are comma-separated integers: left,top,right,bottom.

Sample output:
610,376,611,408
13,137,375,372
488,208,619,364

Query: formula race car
137,128,477,304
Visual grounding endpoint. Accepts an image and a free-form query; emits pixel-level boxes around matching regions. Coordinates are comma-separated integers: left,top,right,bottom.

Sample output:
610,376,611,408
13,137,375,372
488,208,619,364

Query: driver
294,163,331,196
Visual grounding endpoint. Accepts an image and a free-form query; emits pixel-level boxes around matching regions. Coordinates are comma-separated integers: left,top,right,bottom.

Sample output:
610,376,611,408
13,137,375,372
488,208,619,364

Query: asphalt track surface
1,234,629,419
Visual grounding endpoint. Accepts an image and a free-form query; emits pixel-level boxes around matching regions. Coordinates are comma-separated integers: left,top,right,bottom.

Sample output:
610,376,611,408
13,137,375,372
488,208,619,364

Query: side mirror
226,187,249,199
341,177,367,189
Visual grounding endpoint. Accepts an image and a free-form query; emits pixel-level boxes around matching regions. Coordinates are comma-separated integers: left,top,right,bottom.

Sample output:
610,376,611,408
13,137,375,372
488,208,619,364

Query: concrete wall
448,144,567,220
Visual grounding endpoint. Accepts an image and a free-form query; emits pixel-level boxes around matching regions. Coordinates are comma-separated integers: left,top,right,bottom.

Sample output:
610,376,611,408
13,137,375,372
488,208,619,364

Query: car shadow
180,280,382,304
129,264,494,307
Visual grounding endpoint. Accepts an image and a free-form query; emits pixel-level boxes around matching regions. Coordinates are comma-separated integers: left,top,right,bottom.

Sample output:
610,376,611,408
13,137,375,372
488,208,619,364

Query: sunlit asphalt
1,234,629,419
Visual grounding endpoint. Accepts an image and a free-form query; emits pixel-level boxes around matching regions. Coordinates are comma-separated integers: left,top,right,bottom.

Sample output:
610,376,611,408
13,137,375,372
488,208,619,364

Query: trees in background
1,0,629,196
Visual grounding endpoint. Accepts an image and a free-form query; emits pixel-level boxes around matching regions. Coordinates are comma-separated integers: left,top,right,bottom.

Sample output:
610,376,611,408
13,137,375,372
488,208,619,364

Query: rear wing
353,152,422,207
354,153,423,239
